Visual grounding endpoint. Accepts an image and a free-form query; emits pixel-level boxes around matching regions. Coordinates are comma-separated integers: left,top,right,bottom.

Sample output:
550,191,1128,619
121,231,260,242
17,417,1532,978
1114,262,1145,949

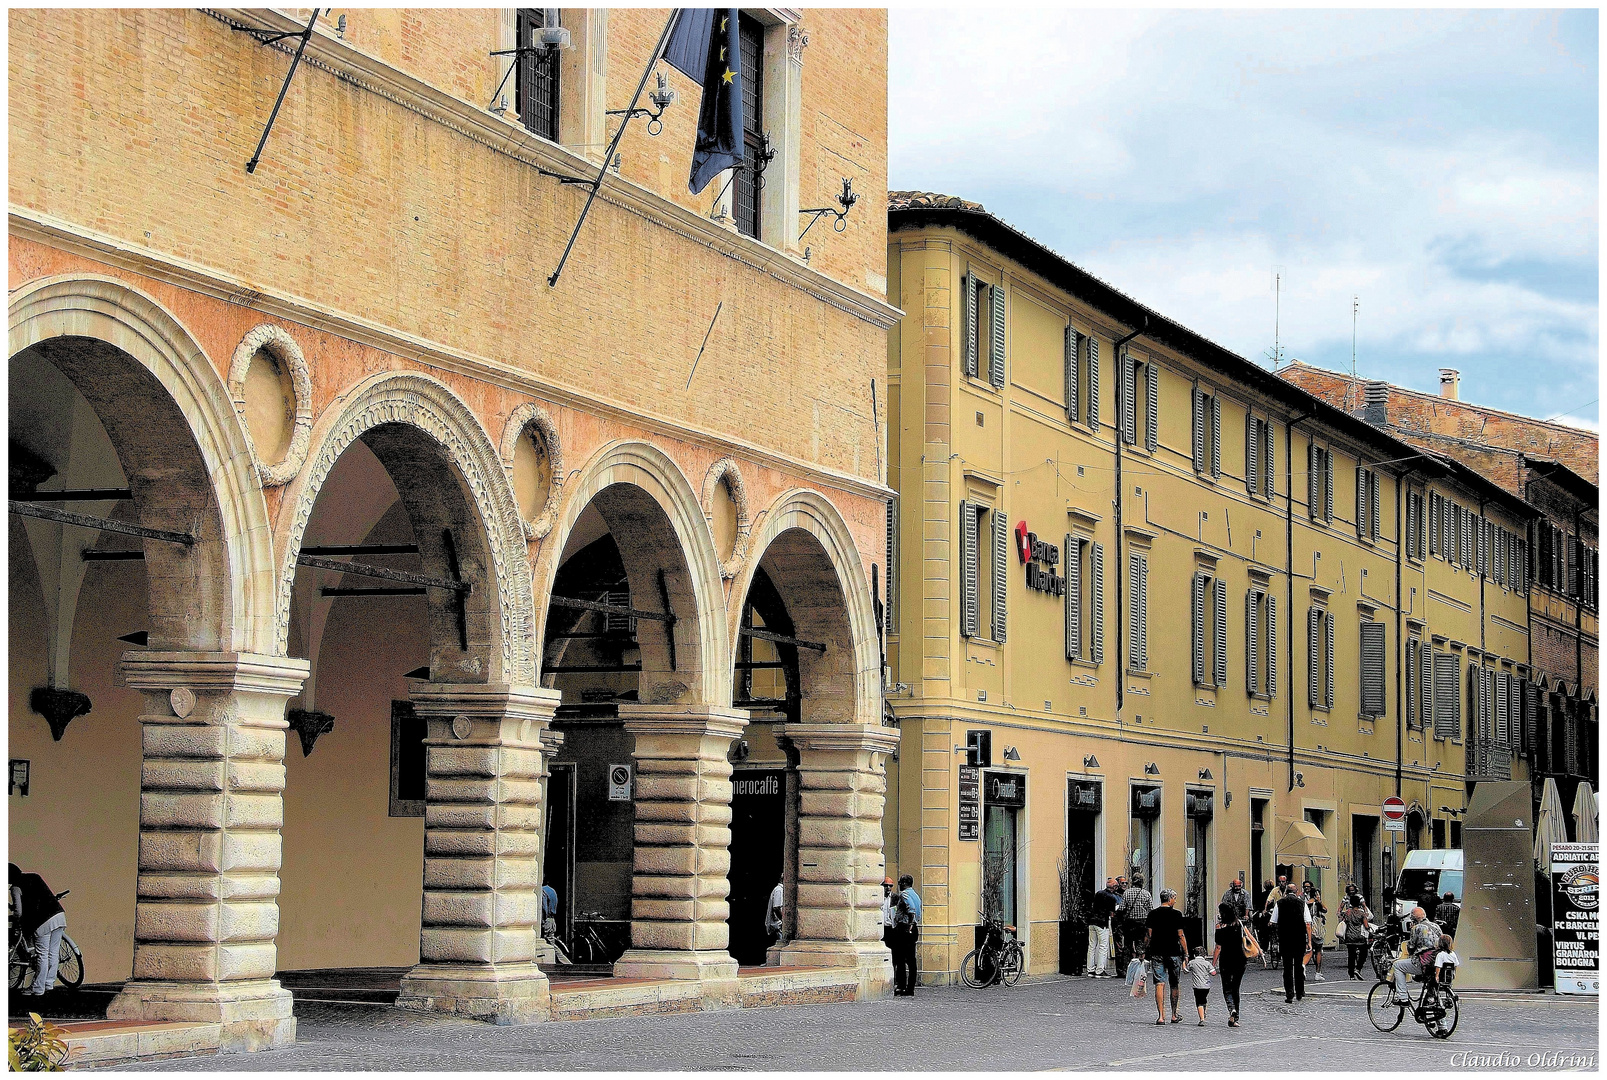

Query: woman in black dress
1210,901,1248,1026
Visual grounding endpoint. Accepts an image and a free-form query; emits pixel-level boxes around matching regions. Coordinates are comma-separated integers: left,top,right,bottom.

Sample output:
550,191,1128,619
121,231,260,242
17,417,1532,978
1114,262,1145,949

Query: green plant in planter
9,1013,69,1071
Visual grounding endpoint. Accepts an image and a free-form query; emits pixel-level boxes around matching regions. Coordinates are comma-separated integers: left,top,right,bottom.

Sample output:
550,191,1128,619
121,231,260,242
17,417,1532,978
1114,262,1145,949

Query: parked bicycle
1367,957,1459,1039
8,890,85,992
565,911,612,966
960,914,1023,989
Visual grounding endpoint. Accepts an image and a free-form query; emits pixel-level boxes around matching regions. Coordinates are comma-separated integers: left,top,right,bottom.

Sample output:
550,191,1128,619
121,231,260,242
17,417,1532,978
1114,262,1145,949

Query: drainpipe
1395,470,1405,798
1112,317,1147,717
1285,413,1308,793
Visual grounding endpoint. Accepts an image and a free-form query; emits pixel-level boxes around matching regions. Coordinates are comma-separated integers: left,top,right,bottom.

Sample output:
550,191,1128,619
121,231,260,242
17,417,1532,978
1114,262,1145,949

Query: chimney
1438,368,1460,400
1363,381,1389,425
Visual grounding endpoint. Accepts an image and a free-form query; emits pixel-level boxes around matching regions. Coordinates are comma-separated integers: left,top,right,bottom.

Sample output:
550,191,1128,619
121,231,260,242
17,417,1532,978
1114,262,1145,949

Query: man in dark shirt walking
1269,882,1312,1002
1086,878,1120,977
1143,888,1190,1024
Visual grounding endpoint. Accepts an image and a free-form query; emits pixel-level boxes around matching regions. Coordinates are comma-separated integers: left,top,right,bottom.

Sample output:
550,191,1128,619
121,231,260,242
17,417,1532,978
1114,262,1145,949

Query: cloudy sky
889,9,1600,429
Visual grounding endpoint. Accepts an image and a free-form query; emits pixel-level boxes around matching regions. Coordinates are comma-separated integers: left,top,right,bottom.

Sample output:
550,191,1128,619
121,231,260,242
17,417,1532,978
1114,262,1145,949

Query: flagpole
548,9,683,288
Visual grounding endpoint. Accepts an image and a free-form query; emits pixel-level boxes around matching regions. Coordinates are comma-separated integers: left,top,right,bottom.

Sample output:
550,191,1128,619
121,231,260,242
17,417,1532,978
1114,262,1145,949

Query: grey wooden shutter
1308,607,1321,706
1065,534,1081,660
1090,542,1105,664
1266,592,1277,698
1360,621,1386,717
1419,640,1433,731
989,285,1006,389
992,509,1008,642
1406,493,1419,559
885,497,899,636
1262,420,1275,498
1477,517,1487,576
1432,652,1459,740
1210,396,1222,477
1405,641,1417,727
1246,415,1260,495
1495,671,1509,748
1324,611,1335,709
1246,590,1260,694
959,500,978,638
1523,679,1538,757
1213,576,1228,686
1568,534,1580,597
1465,663,1479,755
1144,362,1159,453
1192,389,1206,472
1121,355,1137,445
1493,525,1504,585
1307,443,1319,518
1087,337,1100,431
1369,470,1380,540
1324,451,1334,521
1129,552,1145,670
1191,572,1207,685
1430,494,1441,557
1461,506,1473,567
962,273,978,379
1064,327,1079,424
1355,467,1367,538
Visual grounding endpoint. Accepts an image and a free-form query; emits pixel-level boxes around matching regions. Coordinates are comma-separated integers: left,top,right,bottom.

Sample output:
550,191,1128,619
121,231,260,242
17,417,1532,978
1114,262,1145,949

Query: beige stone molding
227,324,314,487
701,457,752,580
121,650,310,698
201,8,900,332
10,211,895,506
774,722,900,755
498,402,565,541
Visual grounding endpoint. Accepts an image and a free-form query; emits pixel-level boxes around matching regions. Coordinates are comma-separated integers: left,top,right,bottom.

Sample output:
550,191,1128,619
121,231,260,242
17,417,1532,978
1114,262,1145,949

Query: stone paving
120,967,1598,1072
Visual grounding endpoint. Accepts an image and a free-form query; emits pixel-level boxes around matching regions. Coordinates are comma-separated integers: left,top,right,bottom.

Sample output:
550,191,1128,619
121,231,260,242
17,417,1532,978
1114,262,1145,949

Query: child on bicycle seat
1431,935,1458,984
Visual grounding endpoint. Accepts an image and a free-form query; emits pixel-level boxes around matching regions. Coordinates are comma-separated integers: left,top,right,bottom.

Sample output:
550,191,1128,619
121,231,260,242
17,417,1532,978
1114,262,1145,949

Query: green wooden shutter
1087,337,1101,431
960,500,978,638
1064,326,1079,424
1360,621,1386,717
992,508,1008,642
1191,572,1207,685
1144,362,1159,453
1065,534,1081,660
1090,541,1105,664
989,284,1006,389
1213,576,1228,686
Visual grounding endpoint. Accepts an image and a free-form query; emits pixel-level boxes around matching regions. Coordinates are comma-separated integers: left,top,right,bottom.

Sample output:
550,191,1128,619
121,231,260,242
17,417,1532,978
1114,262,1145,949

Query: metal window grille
515,9,561,141
734,13,764,238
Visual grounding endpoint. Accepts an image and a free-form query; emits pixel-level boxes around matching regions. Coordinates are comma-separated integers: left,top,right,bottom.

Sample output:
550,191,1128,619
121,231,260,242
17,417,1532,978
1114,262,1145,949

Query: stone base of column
775,940,894,1000
613,949,741,1009
106,979,295,1052
396,963,550,1026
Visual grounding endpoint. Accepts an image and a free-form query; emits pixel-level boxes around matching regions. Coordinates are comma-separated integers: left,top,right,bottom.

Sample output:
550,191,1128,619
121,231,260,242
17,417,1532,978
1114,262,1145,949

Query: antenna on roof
1264,266,1287,369
1347,295,1360,412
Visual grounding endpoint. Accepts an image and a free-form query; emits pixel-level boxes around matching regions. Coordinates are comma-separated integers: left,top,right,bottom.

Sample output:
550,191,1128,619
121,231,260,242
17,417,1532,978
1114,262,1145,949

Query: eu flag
661,9,744,194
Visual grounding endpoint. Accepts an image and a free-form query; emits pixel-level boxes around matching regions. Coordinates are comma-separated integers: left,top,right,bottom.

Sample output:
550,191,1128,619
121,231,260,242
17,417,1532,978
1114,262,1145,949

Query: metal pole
246,8,322,174
547,9,681,287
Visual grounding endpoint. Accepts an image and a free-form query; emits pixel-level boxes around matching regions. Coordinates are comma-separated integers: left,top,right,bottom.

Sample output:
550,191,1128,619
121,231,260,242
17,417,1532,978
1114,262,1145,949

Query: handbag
1335,919,1347,943
1240,925,1261,959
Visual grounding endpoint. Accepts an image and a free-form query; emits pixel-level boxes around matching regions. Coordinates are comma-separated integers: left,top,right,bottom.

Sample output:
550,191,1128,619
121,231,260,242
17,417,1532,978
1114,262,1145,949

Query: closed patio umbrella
1572,781,1598,844
1535,777,1570,872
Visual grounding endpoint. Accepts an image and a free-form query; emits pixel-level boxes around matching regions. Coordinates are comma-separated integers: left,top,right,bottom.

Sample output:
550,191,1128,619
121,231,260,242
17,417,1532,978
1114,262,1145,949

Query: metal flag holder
799,177,860,241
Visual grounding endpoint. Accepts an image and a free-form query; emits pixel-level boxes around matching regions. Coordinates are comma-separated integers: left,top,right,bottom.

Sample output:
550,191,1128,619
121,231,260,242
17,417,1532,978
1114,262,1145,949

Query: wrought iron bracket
31,687,91,742
240,8,323,174
286,708,335,757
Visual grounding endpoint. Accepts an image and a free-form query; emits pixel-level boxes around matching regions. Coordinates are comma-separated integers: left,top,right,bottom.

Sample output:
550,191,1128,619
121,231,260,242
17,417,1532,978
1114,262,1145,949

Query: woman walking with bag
1210,901,1251,1027
1338,890,1373,979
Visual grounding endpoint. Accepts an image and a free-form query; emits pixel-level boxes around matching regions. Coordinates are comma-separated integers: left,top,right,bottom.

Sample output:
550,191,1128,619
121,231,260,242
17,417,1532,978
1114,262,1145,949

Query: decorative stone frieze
775,722,899,1000
396,682,561,1025
615,704,749,991
105,650,309,1052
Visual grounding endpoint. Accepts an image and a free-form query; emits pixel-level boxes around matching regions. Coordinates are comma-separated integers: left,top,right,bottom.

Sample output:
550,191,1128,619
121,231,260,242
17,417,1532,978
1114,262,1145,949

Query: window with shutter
1210,396,1222,478
1495,670,1509,748
1266,592,1278,698
959,500,978,638
1246,590,1261,694
1405,640,1417,727
1064,326,1079,425
1323,611,1335,710
1461,506,1473,567
1406,492,1418,560
989,285,1007,389
1121,355,1138,445
1307,443,1319,518
1144,362,1159,453
1192,389,1206,473
962,274,978,379
1087,337,1101,431
1369,470,1380,541
1360,620,1386,717
1246,415,1260,495
1324,450,1334,521
1477,517,1488,576
992,509,1008,642
1262,420,1275,499
1481,667,1493,743
885,497,899,636
1355,467,1367,538
1065,534,1082,660
1429,494,1440,557
1433,651,1460,740
1568,535,1580,597
1129,552,1148,671
1090,542,1105,664
1308,607,1321,707
1191,573,1207,686
1213,577,1228,687
1493,525,1504,585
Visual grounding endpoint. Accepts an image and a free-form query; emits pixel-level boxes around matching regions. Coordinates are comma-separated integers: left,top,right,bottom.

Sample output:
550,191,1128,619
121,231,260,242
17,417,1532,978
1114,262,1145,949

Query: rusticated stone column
397,683,561,1025
775,722,900,1000
106,651,309,1053
615,704,748,991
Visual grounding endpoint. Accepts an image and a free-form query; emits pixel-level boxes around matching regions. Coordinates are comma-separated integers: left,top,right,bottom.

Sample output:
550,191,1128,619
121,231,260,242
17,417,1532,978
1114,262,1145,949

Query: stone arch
729,488,880,727
498,402,564,541
8,273,277,654
274,371,535,685
536,440,729,707
701,457,752,580
227,323,314,487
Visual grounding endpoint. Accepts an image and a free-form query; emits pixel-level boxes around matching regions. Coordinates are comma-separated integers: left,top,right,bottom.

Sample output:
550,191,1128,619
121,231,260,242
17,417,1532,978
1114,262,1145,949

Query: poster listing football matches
1551,843,1600,995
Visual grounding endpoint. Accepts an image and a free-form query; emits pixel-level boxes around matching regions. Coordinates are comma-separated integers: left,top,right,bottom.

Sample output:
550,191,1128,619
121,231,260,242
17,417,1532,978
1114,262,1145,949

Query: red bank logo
1015,520,1030,563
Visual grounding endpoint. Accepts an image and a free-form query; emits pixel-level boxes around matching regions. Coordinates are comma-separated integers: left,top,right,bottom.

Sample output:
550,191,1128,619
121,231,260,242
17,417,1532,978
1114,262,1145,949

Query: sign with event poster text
958,765,980,841
1552,843,1599,996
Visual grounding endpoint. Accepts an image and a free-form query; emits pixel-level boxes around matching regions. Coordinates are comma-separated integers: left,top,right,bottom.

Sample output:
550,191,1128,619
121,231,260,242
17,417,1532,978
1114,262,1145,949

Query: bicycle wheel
999,942,1024,987
960,949,986,988
1426,988,1459,1040
1369,942,1392,982
10,944,33,991
56,937,84,990
1367,980,1405,1032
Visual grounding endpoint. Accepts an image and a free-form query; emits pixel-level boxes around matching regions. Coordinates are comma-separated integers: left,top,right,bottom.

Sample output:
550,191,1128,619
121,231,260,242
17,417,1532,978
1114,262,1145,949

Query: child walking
1185,946,1215,1026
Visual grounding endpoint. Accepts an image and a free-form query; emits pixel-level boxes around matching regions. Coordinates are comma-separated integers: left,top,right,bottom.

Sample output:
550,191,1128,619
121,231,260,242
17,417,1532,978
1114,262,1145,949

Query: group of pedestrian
1122,886,1250,1028
1080,872,1163,977
881,875,922,995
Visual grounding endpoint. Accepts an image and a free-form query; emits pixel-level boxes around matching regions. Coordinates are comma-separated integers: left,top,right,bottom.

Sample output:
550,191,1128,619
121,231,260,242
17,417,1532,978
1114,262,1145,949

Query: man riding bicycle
9,863,66,996
1387,906,1443,1004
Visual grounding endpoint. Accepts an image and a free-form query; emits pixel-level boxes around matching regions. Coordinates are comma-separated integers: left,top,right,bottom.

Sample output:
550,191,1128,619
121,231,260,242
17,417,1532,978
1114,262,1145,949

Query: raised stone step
7,1018,220,1070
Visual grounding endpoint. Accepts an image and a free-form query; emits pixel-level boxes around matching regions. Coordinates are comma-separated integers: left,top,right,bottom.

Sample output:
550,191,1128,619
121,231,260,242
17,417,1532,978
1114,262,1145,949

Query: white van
1394,849,1464,919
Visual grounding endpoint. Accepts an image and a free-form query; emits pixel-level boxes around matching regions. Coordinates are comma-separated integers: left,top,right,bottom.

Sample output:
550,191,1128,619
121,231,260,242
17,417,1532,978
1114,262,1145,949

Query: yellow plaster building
883,193,1537,982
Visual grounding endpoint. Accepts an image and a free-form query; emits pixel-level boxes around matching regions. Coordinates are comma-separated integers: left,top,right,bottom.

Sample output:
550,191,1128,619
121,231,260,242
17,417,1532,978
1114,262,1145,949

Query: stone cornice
121,651,310,696
11,208,894,504
203,8,900,333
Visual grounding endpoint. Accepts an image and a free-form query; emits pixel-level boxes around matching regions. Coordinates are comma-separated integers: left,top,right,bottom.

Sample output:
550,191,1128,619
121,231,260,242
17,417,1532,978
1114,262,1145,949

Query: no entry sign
1383,796,1407,832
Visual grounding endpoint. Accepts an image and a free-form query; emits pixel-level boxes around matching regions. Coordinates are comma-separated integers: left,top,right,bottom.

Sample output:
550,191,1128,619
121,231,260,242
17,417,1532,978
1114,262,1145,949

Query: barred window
515,9,561,142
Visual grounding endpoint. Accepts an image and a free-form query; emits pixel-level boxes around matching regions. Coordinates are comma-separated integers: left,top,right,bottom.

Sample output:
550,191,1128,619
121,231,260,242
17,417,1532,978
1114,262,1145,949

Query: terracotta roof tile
887,190,985,213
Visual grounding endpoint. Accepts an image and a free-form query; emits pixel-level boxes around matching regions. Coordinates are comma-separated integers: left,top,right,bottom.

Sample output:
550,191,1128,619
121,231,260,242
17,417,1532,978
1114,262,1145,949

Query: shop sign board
1552,842,1599,996
958,765,980,841
985,770,1026,809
